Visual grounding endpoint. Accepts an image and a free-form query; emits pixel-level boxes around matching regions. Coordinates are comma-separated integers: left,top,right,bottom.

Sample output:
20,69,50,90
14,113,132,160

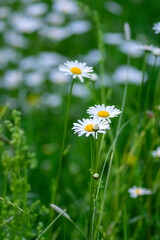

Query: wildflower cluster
72,104,121,139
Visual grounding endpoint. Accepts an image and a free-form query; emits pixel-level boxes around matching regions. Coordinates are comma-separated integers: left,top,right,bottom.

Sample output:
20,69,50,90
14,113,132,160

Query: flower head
128,186,152,198
153,22,160,34
87,104,121,123
59,60,93,83
72,117,110,139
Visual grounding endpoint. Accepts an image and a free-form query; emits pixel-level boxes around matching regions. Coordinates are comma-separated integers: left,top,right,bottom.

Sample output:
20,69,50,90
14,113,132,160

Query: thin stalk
145,56,157,113
93,11,105,103
36,210,66,240
52,78,76,203
3,171,7,198
138,52,147,113
123,205,127,240
91,114,139,239
89,137,94,239
97,49,130,240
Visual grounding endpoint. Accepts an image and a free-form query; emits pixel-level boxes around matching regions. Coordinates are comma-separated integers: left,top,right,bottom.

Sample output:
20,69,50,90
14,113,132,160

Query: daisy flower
87,104,121,123
72,117,110,139
59,60,93,83
128,186,152,198
153,22,160,34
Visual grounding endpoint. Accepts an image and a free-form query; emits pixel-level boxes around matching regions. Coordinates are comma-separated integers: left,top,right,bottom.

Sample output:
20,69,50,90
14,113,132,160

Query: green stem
145,56,157,113
52,78,76,202
97,47,130,240
138,52,147,113
93,11,105,103
36,210,66,240
89,137,94,239
123,205,127,240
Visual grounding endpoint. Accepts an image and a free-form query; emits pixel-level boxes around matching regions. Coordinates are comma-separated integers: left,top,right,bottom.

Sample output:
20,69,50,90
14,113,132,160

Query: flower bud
92,123,99,131
93,173,100,179
90,73,98,82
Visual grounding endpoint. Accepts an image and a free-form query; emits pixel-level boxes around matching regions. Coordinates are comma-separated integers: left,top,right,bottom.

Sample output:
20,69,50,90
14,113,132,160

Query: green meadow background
0,0,160,239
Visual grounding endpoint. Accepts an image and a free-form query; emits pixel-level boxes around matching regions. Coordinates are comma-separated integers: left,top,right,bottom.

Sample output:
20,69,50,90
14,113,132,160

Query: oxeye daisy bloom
87,104,121,123
59,60,93,83
153,22,160,34
128,186,152,198
72,118,110,139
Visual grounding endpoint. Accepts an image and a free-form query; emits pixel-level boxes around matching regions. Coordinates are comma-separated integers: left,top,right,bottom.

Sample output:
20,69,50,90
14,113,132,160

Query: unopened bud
92,123,99,131
152,47,160,56
90,73,98,82
124,22,131,41
93,173,100,179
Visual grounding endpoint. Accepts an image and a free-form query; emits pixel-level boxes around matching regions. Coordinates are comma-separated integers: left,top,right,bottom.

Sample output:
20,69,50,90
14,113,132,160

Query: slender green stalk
91,114,140,239
52,78,76,203
97,48,130,240
138,52,147,113
36,210,66,240
145,56,157,113
89,137,94,239
123,205,127,240
93,11,105,103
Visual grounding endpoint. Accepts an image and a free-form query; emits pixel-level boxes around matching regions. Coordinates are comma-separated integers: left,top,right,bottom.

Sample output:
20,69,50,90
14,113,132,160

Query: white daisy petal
128,186,152,198
72,117,110,139
87,104,121,122
59,60,93,82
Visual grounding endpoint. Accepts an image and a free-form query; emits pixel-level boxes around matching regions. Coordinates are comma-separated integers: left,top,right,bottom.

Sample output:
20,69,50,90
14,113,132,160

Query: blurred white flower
59,60,93,83
104,32,123,45
105,1,123,16
53,0,79,15
137,44,154,53
146,54,160,66
25,3,48,16
4,31,28,48
113,65,147,85
87,104,121,123
0,7,10,19
40,26,71,41
0,48,18,68
41,93,62,108
82,49,101,66
72,117,110,139
38,52,65,69
49,69,70,84
25,72,44,87
66,20,91,35
153,22,160,34
10,13,42,33
3,70,22,89
152,47,160,56
128,186,152,198
46,12,65,25
0,21,5,32
152,146,160,158
72,83,90,98
20,56,39,70
119,40,144,58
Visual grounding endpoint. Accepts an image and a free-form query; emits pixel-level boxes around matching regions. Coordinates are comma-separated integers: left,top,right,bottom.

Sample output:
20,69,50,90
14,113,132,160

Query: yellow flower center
70,67,82,75
98,111,109,118
136,189,140,195
84,124,94,132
